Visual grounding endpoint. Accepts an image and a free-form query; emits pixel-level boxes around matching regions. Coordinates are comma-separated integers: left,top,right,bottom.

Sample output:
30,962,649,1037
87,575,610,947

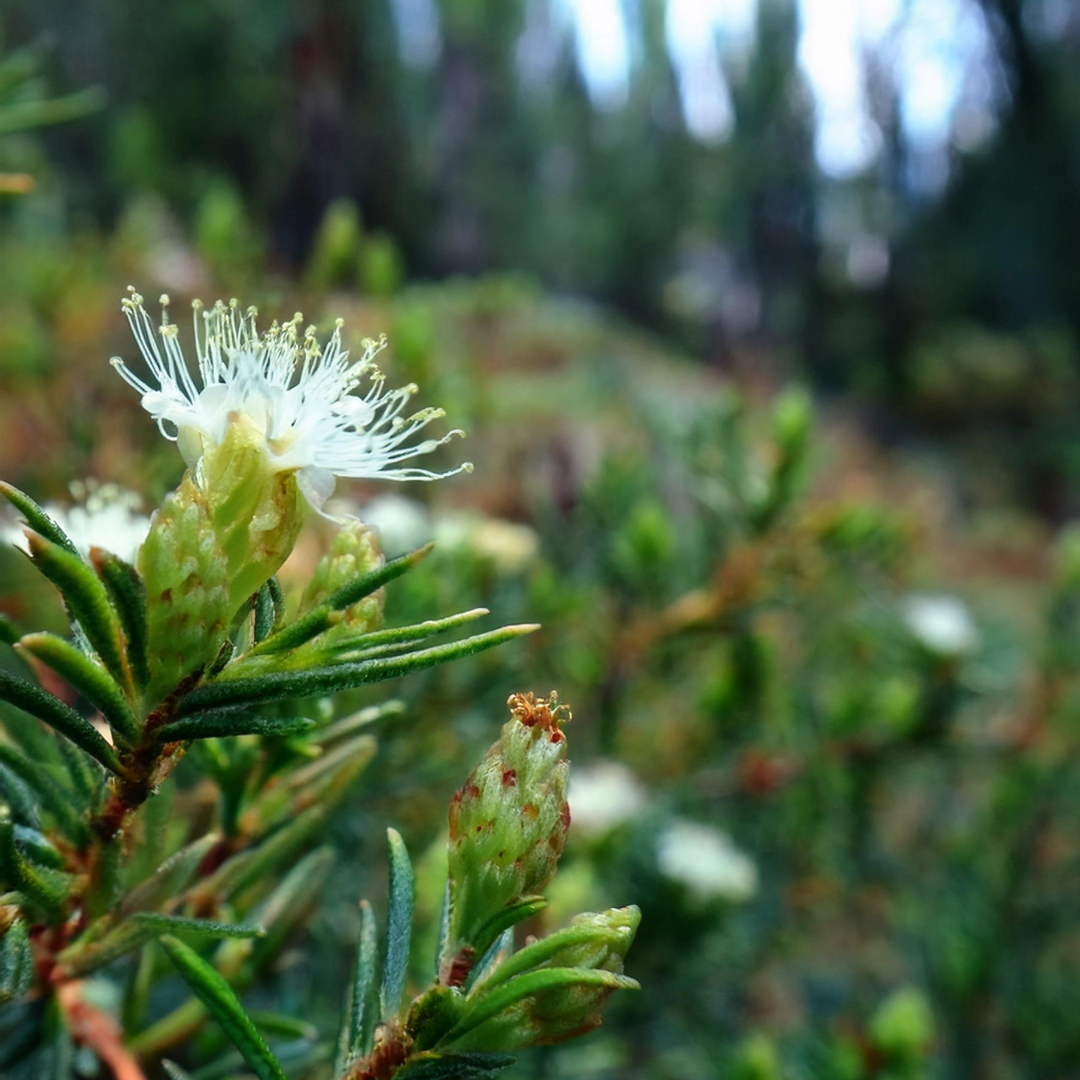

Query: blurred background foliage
2,0,1080,1077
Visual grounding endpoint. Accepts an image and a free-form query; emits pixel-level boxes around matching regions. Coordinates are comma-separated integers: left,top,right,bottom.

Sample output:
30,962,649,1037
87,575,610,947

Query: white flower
433,512,540,574
356,494,433,556
3,482,149,564
111,290,471,509
656,819,758,903
901,594,978,657
569,760,647,838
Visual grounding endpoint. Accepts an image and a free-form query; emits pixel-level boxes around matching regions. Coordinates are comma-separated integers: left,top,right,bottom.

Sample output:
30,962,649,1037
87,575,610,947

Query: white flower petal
113,290,469,506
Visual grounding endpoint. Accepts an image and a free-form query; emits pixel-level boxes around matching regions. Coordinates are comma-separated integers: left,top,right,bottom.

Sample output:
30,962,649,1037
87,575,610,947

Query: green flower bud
447,907,639,1051
442,693,571,985
138,475,230,704
198,417,305,613
298,518,385,638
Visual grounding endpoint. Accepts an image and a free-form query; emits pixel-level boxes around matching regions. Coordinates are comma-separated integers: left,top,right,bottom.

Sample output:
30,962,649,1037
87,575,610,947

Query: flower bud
197,417,305,613
443,693,571,983
298,518,385,638
138,475,230,703
447,907,639,1051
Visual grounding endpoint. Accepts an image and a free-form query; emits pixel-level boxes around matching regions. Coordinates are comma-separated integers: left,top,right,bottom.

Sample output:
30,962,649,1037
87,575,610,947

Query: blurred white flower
569,760,647,838
434,512,540,574
656,819,758,903
111,289,470,509
355,493,432,556
3,481,149,564
901,594,978,657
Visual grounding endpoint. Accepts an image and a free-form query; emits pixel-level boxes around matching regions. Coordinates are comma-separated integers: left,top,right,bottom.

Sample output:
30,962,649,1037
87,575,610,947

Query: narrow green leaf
0,482,79,556
0,743,89,844
469,925,627,995
19,632,139,746
189,805,328,907
248,544,434,657
336,898,378,1076
382,828,416,1020
26,533,132,692
91,550,150,691
465,898,549,967
0,764,37,826
465,929,514,995
85,833,123,921
248,1011,319,1042
122,942,155,1032
12,825,64,868
266,576,286,628
248,847,335,974
54,738,103,809
121,834,221,914
155,713,316,743
163,1062,195,1080
0,615,21,647
253,584,275,644
0,917,32,1002
314,701,407,746
394,1051,518,1080
0,819,71,920
179,624,540,715
439,968,639,1048
160,935,288,1080
323,609,490,658
56,910,262,979
0,667,125,775
131,912,264,939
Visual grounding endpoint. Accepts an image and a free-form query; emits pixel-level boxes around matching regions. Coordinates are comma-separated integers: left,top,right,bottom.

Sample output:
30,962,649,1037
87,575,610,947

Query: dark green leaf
335,898,378,1077
394,1051,518,1080
121,834,220,914
0,819,71,920
0,917,32,1002
248,847,335,974
160,935,288,1080
0,667,126,775
0,483,78,556
0,743,89,844
0,615,21,647
91,549,150,691
178,624,539,715
155,713,316,743
0,764,37,826
253,583,275,644
57,909,262,979
12,825,63,868
382,828,415,1020
247,1011,319,1042
26,533,132,693
247,544,434,657
19,632,139,746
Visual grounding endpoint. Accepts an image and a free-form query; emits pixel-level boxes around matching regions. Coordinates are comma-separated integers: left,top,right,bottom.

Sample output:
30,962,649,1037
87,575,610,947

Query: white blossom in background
433,512,540,575
111,290,471,510
901,594,979,657
657,819,759,903
355,494,433,557
3,482,149,564
569,761,647,838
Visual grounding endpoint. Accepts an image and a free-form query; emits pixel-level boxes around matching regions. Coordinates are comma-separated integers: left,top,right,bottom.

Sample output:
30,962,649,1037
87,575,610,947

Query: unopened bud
138,475,230,703
442,693,571,984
